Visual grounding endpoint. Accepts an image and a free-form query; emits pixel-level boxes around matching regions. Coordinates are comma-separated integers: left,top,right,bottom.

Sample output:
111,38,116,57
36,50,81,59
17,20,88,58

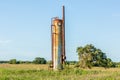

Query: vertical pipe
53,23,56,70
51,19,53,68
62,6,66,64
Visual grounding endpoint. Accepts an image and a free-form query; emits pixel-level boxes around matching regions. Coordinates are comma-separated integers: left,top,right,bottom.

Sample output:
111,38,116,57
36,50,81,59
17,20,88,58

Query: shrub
33,57,46,64
9,59,17,64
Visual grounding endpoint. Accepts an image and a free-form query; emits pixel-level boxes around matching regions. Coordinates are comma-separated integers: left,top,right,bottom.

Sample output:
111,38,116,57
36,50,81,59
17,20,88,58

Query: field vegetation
0,64,120,80
0,44,119,80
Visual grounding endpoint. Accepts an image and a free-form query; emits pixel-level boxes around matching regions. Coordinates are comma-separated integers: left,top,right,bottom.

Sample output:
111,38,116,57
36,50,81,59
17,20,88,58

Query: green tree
9,59,17,64
33,57,46,64
76,44,115,68
76,45,93,68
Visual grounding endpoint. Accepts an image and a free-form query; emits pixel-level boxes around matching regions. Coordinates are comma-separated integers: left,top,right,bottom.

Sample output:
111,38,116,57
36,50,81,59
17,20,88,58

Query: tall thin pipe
51,18,54,68
62,6,66,64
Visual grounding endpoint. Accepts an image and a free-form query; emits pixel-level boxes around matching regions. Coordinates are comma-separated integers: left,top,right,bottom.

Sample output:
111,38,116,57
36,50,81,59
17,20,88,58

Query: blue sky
0,0,120,62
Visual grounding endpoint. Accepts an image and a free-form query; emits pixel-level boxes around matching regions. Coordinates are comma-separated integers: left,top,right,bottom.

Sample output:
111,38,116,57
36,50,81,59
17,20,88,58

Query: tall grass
0,64,120,80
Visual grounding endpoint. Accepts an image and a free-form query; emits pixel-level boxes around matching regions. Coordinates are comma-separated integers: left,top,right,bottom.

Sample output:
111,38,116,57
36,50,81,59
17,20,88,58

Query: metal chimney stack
51,6,66,70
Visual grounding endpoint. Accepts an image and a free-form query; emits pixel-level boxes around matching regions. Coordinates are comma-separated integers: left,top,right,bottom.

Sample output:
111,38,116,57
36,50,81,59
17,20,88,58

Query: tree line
0,57,47,64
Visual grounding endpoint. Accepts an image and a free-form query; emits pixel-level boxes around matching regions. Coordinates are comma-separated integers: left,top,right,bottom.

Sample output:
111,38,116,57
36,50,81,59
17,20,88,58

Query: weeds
0,64,120,80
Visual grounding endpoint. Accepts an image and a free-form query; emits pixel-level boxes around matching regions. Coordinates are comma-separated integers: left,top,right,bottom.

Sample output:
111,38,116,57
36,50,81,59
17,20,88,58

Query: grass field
0,64,120,80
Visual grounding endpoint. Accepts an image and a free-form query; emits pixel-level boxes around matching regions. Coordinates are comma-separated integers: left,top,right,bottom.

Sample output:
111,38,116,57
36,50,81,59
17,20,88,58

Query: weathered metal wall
52,19,63,70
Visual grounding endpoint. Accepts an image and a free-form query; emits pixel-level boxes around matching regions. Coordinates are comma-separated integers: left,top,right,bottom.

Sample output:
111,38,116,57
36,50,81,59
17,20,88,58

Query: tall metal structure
51,6,66,70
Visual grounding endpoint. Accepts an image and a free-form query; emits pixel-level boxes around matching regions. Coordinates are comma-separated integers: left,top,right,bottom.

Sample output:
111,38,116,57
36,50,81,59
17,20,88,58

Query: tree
0,61,9,63
76,44,115,68
9,59,17,64
33,57,46,64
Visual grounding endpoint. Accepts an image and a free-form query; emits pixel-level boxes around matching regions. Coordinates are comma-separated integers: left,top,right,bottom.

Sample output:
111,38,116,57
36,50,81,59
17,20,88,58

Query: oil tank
51,6,66,70
51,18,63,70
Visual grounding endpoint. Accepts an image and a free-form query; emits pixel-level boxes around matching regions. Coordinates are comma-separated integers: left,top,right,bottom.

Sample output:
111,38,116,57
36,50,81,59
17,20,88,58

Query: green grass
0,64,120,80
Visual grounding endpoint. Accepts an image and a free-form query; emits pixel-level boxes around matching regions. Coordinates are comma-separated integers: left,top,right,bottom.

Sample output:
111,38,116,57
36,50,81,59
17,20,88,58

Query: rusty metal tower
51,6,66,70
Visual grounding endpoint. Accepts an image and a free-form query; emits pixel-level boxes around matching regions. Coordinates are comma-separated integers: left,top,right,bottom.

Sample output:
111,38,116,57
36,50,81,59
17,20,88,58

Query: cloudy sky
0,0,120,62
